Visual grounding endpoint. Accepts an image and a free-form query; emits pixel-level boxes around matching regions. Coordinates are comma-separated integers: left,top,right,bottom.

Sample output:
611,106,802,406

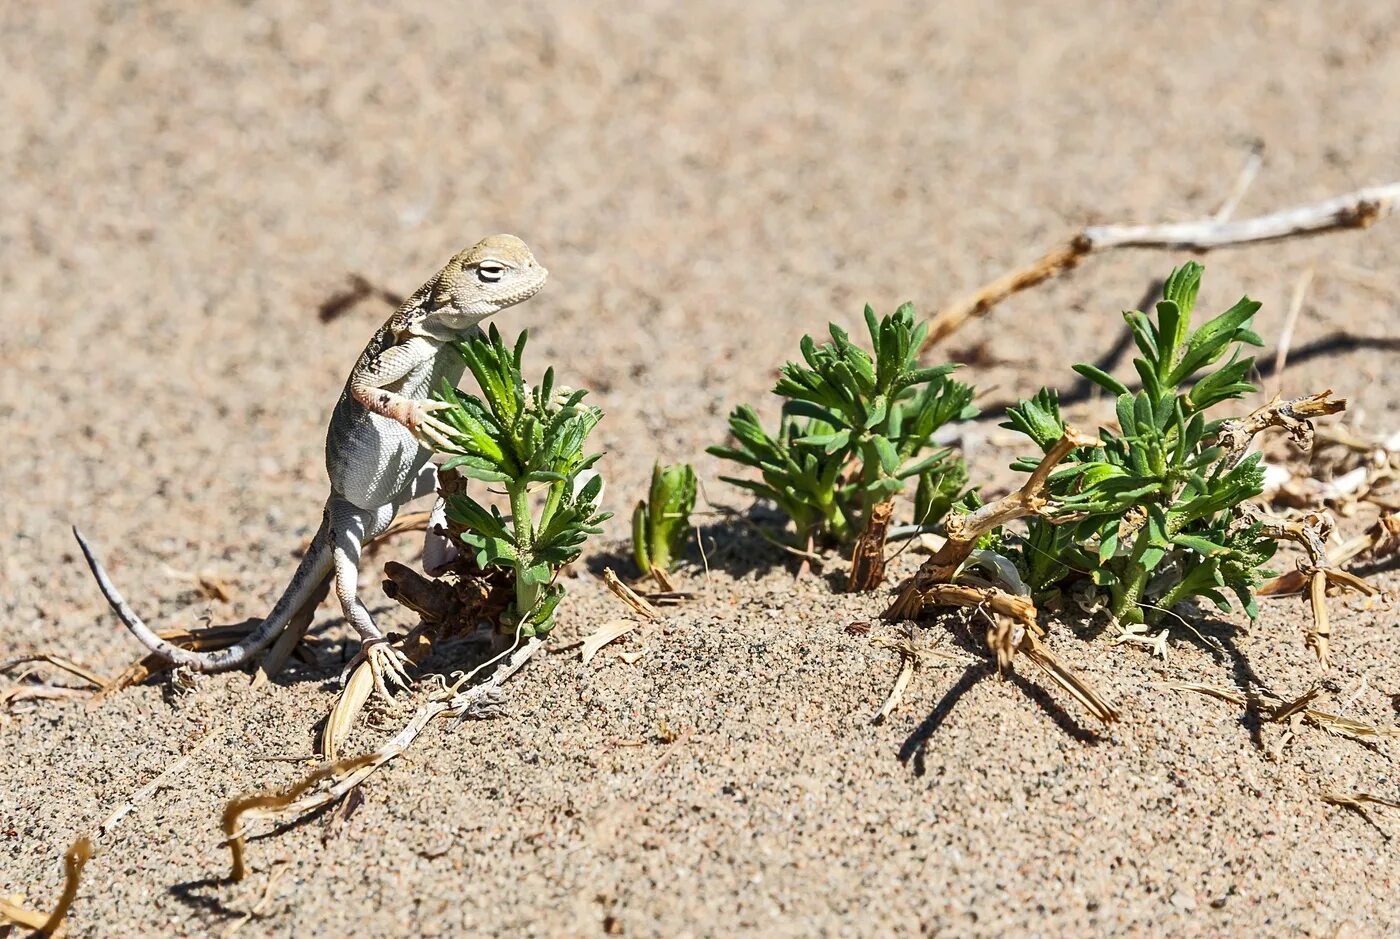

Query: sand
3,1,1399,935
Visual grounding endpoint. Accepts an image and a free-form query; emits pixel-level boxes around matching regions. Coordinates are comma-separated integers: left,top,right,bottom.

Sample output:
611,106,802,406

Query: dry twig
886,427,1100,618
0,836,94,937
921,182,1400,350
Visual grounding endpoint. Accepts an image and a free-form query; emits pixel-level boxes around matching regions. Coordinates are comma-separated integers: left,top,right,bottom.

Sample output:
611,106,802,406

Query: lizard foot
343,639,414,700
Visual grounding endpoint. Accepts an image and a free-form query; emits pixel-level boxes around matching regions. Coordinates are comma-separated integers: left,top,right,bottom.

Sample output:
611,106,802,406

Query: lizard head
428,234,548,328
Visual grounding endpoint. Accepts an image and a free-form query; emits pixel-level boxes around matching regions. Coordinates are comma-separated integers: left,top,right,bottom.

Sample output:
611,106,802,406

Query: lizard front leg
350,337,456,450
328,496,413,698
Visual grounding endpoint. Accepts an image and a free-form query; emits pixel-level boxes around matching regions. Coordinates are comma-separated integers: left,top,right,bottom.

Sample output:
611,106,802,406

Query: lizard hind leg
328,496,412,698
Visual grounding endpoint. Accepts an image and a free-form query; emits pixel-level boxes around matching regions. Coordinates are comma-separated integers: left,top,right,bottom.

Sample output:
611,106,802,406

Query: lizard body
74,235,547,697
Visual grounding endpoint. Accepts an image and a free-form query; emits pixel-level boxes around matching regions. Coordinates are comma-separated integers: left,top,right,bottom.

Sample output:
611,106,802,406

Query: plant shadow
895,611,1106,775
585,504,796,583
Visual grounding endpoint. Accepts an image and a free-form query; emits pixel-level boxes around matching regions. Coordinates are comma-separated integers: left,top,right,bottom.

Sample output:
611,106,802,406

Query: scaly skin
74,235,548,699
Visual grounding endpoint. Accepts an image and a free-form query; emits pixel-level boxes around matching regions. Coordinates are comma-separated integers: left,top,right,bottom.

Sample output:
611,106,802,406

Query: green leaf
1072,363,1130,396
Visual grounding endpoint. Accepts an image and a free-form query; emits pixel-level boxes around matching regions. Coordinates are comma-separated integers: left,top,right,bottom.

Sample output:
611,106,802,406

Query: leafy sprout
708,304,976,550
431,324,611,636
632,462,697,578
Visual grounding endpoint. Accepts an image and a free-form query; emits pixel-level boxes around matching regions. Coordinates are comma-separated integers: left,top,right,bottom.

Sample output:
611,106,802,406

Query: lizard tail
72,525,334,673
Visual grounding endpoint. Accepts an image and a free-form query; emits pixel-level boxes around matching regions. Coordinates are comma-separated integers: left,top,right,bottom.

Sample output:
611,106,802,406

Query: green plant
430,325,611,637
1001,262,1278,626
708,304,976,549
632,462,697,579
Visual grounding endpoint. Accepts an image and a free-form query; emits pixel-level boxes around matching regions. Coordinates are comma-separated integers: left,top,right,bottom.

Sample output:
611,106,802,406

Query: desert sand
3,2,1399,936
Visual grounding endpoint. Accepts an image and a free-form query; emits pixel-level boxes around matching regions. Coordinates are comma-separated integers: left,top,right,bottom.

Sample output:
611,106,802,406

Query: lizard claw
414,413,458,451
343,639,414,700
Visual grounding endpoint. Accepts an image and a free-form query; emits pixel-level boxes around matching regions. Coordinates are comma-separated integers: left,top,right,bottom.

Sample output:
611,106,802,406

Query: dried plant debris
1321,789,1400,811
1262,421,1400,513
323,561,512,760
580,618,643,665
230,636,547,879
1165,681,1398,743
0,836,93,937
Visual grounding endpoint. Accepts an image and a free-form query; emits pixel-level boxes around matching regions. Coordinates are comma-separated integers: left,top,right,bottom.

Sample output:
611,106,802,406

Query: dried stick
1270,267,1314,394
885,428,1099,619
1253,511,1378,667
1212,145,1265,221
0,836,96,937
228,636,545,879
923,181,1400,349
1215,390,1347,467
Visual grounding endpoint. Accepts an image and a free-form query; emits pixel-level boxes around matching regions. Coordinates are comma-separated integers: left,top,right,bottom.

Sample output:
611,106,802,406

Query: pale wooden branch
1083,182,1400,250
923,181,1400,350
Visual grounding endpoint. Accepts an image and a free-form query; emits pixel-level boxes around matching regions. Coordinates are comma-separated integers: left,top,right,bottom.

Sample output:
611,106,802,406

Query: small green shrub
708,304,975,549
1000,262,1278,626
431,326,611,636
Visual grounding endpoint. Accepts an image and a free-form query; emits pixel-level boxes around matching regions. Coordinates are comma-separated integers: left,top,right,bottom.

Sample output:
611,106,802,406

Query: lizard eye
475,262,506,284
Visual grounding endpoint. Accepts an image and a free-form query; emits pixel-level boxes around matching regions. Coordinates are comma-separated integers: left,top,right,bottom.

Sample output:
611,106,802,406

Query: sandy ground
3,1,1400,935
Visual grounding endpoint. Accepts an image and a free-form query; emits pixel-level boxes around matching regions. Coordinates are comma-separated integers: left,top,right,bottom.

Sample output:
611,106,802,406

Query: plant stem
1109,529,1151,625
509,482,541,623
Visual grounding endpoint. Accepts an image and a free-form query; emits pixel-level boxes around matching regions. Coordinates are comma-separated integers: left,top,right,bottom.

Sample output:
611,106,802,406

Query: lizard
73,234,548,699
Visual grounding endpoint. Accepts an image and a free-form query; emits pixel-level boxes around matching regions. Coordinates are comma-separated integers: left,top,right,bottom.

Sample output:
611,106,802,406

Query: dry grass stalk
921,182,1400,350
886,427,1099,619
0,654,109,690
1018,632,1120,724
602,568,660,620
1269,267,1313,394
223,754,377,882
1165,681,1397,742
870,630,921,723
847,499,895,592
0,836,94,937
1320,789,1400,811
99,727,222,834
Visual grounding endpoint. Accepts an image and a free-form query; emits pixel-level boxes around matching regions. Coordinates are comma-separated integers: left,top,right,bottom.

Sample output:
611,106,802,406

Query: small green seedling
708,304,975,551
431,325,611,637
1001,262,1278,626
632,462,697,580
